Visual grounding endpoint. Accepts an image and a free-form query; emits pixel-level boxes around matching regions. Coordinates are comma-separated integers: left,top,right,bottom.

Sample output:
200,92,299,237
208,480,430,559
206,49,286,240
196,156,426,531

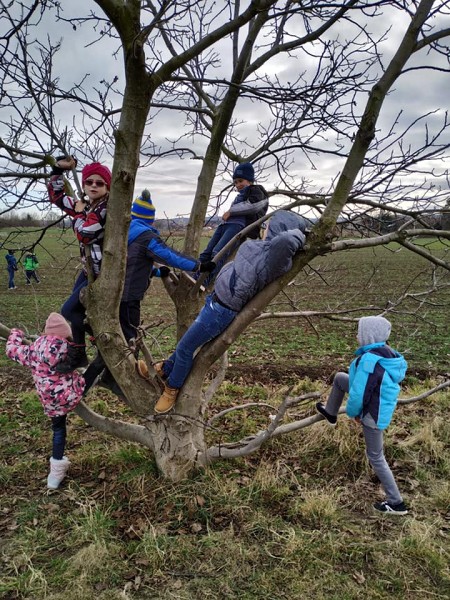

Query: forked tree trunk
143,352,213,480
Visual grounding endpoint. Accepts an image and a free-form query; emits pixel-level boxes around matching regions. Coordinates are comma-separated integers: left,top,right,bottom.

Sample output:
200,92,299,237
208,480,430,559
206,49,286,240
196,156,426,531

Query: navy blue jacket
122,218,200,302
5,253,17,271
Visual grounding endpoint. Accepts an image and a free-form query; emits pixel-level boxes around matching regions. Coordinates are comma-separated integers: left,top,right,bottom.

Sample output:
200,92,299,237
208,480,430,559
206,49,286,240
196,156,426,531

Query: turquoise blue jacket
346,342,407,430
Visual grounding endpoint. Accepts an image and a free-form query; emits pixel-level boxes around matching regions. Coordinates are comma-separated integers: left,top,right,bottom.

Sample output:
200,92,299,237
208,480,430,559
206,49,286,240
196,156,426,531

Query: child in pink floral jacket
6,313,85,489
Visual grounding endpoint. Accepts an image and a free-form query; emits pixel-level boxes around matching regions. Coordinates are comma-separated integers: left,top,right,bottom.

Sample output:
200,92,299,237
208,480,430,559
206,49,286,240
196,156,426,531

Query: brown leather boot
154,384,179,414
136,359,150,379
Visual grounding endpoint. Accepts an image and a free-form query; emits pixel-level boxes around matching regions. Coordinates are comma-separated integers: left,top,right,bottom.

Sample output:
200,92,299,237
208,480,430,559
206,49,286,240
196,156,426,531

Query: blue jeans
61,271,88,344
199,222,243,286
51,415,67,460
163,295,237,389
7,267,16,288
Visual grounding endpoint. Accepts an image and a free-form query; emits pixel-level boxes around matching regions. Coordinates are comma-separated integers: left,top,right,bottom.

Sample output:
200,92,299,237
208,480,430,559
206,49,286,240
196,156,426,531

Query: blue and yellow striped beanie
131,189,155,223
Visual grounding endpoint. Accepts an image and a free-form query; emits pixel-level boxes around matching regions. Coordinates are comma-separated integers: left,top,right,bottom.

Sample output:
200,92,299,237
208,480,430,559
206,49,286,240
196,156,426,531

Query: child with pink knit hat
47,156,112,373
6,313,85,489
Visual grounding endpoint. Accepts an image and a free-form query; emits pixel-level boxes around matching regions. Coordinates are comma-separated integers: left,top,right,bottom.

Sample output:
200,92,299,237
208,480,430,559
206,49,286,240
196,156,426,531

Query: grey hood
357,316,392,347
214,210,306,312
265,210,307,240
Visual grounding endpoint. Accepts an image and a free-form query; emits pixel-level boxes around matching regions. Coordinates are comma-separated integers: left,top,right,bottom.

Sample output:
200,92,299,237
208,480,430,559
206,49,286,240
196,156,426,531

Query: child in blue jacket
316,316,409,515
5,249,18,290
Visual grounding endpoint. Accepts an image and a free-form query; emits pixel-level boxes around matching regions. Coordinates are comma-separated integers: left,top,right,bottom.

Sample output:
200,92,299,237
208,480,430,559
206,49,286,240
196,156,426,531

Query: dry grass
1,229,449,599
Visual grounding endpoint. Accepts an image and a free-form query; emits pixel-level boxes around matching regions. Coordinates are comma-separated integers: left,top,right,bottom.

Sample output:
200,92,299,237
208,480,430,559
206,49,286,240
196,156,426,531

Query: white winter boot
47,456,71,489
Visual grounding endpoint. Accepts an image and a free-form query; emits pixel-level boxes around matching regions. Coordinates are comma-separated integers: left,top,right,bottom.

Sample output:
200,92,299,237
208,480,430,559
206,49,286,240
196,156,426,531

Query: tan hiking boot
155,384,179,414
136,359,150,379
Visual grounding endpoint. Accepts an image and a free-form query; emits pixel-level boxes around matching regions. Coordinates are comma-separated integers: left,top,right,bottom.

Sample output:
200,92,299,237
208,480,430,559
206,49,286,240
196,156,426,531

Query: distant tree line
0,211,63,229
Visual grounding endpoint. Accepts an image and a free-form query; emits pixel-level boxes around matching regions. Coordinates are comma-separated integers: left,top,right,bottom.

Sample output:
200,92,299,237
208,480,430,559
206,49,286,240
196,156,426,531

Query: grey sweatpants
325,372,403,505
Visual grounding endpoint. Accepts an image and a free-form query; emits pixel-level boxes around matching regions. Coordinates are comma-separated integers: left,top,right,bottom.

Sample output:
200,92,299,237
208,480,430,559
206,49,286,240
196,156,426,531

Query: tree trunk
146,370,209,480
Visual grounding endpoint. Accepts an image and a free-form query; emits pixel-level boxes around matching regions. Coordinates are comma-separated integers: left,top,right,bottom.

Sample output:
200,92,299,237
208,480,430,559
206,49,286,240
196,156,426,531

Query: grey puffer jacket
214,210,306,312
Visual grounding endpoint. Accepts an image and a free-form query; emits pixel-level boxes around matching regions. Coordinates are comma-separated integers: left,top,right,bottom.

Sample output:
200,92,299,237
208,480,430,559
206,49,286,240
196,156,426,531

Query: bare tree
0,0,449,480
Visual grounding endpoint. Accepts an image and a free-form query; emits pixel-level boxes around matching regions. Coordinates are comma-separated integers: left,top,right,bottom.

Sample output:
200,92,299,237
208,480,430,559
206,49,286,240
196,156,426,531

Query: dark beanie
233,162,255,182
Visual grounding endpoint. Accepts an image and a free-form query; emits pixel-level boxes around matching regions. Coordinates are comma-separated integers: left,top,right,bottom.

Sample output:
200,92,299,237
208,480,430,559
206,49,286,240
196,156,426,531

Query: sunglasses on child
84,179,106,187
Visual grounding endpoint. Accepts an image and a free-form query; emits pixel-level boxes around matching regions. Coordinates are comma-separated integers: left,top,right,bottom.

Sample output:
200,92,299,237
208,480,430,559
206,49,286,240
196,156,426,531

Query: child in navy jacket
316,316,408,515
5,249,18,290
199,162,269,286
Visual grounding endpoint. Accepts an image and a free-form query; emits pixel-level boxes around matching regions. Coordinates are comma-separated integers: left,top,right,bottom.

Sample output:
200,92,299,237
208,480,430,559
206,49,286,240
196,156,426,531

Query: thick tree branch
74,401,153,448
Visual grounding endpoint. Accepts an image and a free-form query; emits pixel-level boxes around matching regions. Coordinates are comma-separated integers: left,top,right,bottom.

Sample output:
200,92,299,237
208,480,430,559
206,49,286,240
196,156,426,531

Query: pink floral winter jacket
6,329,85,417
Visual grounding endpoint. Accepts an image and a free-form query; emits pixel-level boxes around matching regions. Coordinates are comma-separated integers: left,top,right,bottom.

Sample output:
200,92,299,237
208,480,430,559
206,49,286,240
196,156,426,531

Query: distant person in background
6,313,85,489
24,252,40,284
153,210,307,414
198,162,269,287
5,249,18,290
316,316,409,516
47,156,112,373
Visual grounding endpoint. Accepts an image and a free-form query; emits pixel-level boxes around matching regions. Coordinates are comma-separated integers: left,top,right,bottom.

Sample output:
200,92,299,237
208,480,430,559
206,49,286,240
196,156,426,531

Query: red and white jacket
6,329,85,417
48,174,107,276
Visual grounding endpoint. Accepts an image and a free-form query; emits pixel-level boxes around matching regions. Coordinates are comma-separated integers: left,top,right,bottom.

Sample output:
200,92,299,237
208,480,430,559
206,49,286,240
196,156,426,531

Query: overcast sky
2,1,449,218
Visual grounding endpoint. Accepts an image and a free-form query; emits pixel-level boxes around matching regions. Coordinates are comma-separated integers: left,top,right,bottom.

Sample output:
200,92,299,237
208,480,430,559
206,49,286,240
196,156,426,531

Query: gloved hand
159,266,171,278
151,266,171,278
56,155,78,168
52,155,77,175
198,261,215,273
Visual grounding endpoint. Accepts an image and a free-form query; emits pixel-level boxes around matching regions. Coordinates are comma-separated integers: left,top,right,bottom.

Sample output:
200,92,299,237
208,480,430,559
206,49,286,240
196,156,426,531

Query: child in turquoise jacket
316,316,408,515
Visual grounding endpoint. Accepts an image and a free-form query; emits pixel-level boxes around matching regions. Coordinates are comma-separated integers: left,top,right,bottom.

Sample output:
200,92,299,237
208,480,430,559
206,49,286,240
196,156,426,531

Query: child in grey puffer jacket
154,210,307,414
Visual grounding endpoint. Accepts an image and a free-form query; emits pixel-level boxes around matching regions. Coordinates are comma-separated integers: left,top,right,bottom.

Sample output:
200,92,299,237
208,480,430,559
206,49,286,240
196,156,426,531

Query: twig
207,401,277,426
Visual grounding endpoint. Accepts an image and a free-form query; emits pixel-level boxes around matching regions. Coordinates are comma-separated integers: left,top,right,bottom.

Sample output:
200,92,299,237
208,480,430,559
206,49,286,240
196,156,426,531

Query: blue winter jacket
346,342,407,430
5,253,17,271
122,218,200,302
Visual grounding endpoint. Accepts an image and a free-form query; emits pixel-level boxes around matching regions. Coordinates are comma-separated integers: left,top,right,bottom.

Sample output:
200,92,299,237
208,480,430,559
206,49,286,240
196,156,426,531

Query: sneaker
373,500,408,515
315,402,337,426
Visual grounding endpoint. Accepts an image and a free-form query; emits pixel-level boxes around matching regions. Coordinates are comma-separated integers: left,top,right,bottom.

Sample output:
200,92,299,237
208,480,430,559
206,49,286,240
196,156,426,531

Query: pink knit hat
44,313,72,339
82,163,112,189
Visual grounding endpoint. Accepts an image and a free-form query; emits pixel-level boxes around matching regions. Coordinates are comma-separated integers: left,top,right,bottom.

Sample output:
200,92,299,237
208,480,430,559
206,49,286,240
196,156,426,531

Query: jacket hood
357,316,391,346
265,210,307,241
355,343,407,384
378,354,408,383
